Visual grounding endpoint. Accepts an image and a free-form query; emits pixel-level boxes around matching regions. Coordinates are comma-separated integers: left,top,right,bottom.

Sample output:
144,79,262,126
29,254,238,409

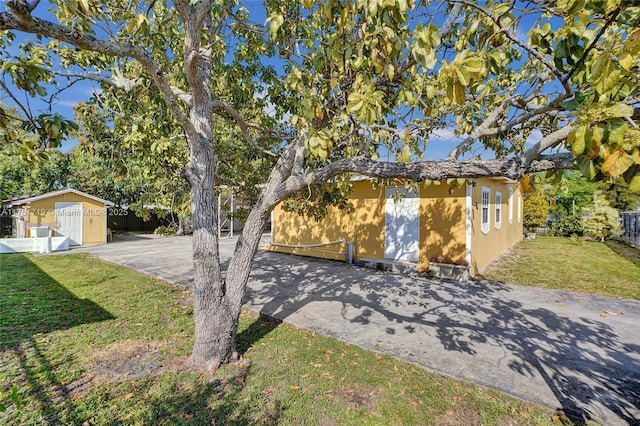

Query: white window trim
495,191,502,230
481,186,491,234
508,187,514,225
518,193,522,223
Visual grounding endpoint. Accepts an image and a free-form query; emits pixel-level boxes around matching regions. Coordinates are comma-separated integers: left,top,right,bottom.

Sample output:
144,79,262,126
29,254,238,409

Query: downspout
465,184,473,274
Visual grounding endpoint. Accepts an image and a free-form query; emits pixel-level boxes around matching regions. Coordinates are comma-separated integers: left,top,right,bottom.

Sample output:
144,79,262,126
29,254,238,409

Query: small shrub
154,225,177,236
550,215,584,237
584,204,621,242
523,194,550,232
569,234,585,246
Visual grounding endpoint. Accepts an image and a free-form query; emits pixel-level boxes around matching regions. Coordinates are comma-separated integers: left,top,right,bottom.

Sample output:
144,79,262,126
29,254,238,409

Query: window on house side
495,191,502,230
481,187,490,234
508,187,514,224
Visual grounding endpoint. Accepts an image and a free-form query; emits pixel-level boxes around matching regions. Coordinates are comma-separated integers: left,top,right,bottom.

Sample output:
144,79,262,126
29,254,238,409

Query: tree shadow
235,313,281,355
244,250,640,425
0,253,115,350
7,334,285,425
0,253,285,425
120,376,286,425
1,253,115,423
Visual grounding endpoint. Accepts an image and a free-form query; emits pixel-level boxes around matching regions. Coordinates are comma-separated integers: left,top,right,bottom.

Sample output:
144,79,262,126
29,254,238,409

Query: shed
7,189,114,246
267,177,524,278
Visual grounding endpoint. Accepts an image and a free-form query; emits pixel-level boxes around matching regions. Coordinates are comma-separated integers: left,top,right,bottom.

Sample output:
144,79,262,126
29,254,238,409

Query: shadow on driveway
247,251,640,426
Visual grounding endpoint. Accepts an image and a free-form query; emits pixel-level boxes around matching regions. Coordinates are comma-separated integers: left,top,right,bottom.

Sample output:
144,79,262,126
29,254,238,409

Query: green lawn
481,237,640,300
0,253,571,425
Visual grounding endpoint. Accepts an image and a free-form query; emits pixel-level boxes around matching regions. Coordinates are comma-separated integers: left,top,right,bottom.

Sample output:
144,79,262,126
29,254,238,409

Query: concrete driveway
78,234,640,425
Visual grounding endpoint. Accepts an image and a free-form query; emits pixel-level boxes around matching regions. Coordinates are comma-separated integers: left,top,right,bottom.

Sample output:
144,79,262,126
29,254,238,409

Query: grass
481,236,640,300
0,253,573,425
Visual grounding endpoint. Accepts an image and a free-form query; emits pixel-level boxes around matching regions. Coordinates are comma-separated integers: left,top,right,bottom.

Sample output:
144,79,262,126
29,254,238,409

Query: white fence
0,237,69,254
620,212,640,248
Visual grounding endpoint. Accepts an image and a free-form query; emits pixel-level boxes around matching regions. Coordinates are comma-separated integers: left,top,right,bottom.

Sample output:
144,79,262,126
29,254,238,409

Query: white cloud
429,127,464,142
525,129,542,146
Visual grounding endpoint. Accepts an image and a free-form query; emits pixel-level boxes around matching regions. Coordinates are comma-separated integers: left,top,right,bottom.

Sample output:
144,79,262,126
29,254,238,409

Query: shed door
384,189,419,262
55,202,83,245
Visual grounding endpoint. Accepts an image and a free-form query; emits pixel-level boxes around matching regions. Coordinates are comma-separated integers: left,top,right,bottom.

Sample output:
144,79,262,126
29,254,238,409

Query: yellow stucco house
8,189,114,246
267,177,524,278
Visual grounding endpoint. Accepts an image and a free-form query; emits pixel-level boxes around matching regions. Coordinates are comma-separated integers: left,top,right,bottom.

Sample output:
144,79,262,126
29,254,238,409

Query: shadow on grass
1,253,116,424
235,313,281,355
0,254,286,425
0,253,115,350
115,377,285,425
605,239,640,269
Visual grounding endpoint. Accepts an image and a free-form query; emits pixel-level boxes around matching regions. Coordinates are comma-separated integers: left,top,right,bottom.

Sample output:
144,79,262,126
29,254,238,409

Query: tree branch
523,126,574,164
562,7,622,84
277,153,574,199
446,99,511,160
0,6,197,143
452,0,572,95
0,79,39,132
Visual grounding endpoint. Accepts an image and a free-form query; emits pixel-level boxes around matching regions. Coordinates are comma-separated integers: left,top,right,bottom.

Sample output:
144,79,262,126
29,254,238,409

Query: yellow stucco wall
268,181,385,262
268,180,467,272
23,193,108,245
417,183,467,270
469,178,524,275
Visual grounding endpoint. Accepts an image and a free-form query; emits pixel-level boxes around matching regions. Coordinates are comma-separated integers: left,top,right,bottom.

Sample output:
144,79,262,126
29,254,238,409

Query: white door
55,202,83,245
384,188,420,262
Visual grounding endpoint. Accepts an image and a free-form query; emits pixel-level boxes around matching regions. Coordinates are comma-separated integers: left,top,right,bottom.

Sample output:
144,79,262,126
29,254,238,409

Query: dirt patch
57,339,181,401
495,416,520,426
176,291,194,306
90,340,172,379
333,384,377,410
434,395,482,426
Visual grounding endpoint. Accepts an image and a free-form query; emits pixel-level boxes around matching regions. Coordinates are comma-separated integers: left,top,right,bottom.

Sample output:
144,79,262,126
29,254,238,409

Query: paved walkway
77,234,640,425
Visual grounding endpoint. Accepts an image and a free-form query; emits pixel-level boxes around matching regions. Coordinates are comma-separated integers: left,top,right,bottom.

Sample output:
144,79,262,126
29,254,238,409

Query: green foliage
154,225,178,237
0,145,69,200
282,182,355,222
550,215,585,237
541,171,597,215
569,234,585,246
584,193,622,241
523,194,550,231
596,179,640,211
538,170,639,216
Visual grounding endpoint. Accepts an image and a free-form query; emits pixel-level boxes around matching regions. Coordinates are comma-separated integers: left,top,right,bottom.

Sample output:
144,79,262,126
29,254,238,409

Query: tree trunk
219,145,298,351
187,139,236,370
189,143,296,370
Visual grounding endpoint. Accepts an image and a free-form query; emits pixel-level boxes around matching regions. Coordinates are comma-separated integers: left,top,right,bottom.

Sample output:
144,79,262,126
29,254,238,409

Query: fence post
621,212,640,248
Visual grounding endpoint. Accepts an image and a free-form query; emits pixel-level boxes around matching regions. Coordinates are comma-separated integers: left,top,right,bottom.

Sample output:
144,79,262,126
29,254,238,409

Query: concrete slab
76,234,640,425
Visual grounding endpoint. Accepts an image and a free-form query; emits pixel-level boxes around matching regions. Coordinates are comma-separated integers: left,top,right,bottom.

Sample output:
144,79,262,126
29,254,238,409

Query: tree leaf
596,68,620,94
452,82,465,104
607,120,627,145
604,103,634,118
78,0,90,15
629,175,640,194
601,150,632,177
571,126,588,156
618,52,634,71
